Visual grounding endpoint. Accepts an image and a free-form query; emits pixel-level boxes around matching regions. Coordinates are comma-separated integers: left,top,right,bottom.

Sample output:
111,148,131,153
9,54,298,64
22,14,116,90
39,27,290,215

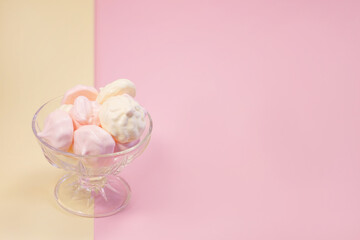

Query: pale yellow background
0,0,94,239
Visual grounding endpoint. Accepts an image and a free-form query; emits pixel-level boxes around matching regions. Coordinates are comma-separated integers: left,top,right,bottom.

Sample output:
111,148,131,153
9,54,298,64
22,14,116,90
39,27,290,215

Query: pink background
95,0,360,239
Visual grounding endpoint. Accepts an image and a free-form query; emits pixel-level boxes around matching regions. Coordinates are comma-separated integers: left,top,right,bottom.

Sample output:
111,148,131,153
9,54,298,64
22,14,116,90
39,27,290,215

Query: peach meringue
62,85,98,104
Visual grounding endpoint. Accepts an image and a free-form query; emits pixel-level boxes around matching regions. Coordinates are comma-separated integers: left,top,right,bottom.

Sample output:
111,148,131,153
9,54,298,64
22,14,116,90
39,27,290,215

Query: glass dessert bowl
32,96,152,217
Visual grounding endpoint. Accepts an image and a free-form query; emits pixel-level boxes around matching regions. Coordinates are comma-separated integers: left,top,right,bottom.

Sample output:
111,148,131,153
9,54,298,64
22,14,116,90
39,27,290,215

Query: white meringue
58,104,73,112
96,79,136,104
99,94,146,143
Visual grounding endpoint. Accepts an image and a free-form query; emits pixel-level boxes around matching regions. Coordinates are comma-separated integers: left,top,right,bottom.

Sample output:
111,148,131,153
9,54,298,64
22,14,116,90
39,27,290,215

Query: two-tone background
1,0,360,239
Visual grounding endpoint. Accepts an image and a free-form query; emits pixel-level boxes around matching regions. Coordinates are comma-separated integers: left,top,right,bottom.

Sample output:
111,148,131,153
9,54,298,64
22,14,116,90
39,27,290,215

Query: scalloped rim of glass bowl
32,95,153,158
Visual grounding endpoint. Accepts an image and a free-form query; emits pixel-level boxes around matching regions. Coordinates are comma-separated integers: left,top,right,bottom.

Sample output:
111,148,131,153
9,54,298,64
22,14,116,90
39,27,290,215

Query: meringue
62,85,98,104
58,104,73,112
38,109,74,151
73,125,115,155
99,94,146,143
70,96,100,129
115,139,140,152
96,79,136,104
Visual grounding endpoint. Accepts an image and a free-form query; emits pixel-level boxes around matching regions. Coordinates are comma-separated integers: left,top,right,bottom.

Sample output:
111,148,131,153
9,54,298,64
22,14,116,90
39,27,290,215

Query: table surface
94,0,360,239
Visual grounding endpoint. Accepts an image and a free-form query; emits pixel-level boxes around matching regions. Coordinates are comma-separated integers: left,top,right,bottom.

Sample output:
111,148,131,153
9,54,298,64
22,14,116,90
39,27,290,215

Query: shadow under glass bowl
32,96,152,217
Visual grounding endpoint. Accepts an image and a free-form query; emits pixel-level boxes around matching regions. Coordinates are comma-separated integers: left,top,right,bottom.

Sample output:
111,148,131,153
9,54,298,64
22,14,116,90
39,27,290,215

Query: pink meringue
38,109,74,151
114,139,140,152
70,96,100,129
62,85,98,104
73,125,115,156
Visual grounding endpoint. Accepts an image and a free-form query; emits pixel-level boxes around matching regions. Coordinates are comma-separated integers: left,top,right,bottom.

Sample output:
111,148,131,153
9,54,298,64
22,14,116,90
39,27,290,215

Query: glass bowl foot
54,174,131,217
